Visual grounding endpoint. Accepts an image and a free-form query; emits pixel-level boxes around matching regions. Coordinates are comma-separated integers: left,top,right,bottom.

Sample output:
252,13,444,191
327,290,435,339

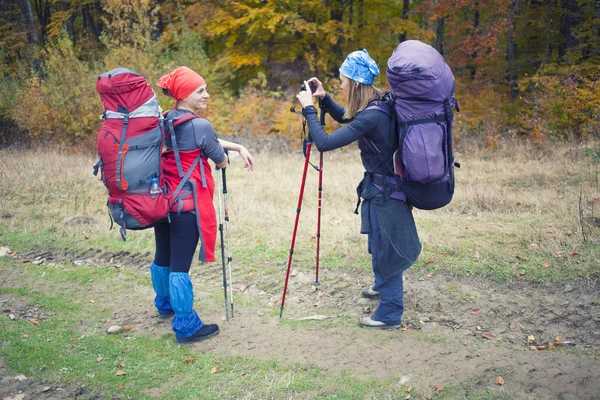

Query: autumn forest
1,0,599,148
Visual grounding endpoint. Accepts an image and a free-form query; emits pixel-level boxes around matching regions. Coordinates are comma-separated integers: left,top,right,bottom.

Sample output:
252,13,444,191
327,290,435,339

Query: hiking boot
359,316,401,330
158,310,174,320
361,285,379,299
176,324,220,344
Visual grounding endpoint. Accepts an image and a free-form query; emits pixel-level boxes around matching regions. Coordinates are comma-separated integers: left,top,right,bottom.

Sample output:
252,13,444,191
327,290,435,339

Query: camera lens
301,81,317,93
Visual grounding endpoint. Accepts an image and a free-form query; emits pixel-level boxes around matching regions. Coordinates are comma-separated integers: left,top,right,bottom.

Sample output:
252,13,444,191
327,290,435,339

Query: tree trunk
559,0,581,60
399,0,409,42
32,0,51,42
82,3,101,41
435,17,445,55
62,2,75,42
24,0,39,44
15,0,34,44
507,17,518,99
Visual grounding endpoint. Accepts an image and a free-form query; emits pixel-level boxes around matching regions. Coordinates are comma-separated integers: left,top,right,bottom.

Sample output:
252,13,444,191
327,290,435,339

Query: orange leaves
496,376,504,385
528,335,567,350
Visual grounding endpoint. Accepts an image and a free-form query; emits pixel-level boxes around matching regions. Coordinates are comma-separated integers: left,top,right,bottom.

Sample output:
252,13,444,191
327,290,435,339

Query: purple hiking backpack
368,40,459,210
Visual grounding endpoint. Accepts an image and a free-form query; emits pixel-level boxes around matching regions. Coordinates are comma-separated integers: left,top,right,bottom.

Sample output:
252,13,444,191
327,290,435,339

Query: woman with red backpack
150,66,254,344
296,50,421,329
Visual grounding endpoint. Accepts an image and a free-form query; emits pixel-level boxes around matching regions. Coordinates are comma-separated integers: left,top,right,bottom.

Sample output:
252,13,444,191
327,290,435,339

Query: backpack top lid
97,68,155,114
386,40,455,120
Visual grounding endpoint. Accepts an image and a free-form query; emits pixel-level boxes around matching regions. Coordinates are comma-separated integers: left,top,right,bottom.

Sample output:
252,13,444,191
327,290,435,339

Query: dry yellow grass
0,140,598,282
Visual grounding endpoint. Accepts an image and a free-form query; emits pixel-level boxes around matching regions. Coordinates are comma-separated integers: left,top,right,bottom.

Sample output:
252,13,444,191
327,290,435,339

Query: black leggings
153,212,199,273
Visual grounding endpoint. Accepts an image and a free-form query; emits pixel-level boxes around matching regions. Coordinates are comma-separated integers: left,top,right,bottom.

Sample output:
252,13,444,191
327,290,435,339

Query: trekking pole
216,166,230,321
314,151,324,286
221,166,234,317
280,136,313,318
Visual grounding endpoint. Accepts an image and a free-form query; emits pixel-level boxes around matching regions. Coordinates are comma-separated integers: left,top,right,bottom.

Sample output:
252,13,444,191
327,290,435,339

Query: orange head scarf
156,66,206,105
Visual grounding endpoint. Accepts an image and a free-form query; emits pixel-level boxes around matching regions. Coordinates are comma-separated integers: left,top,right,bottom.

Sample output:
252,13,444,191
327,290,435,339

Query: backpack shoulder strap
363,93,396,153
163,112,201,178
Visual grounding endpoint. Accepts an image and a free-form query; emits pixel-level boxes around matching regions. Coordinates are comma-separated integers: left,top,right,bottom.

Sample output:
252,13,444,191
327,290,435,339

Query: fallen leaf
89,299,95,303
316,292,325,300
118,363,125,368
553,251,564,257
115,370,127,376
536,345,547,350
210,367,218,375
425,259,434,264
401,325,408,331
435,308,441,313
474,251,480,259
543,262,550,268
184,359,196,364
496,376,504,385
471,308,481,315
527,335,535,343
509,321,517,330
22,334,30,338
123,326,133,331
33,307,39,311
516,202,522,206
555,336,564,345
482,332,495,340
407,386,412,392
29,318,40,325
433,383,443,391
530,346,538,351
569,252,578,257
405,396,411,400
426,273,434,278
96,357,103,362
290,269,298,277
248,271,255,276
50,361,55,365
431,322,438,327
118,384,125,389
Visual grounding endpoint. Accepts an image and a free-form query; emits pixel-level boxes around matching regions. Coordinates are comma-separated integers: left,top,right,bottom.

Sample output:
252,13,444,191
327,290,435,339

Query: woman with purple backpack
296,49,422,329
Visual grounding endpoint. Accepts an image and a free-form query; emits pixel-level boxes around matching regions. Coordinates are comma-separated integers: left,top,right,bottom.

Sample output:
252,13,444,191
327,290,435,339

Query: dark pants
153,212,199,273
368,200,405,326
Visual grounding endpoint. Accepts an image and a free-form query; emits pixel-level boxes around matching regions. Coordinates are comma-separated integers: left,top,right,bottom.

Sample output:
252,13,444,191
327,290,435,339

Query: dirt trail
2,248,600,399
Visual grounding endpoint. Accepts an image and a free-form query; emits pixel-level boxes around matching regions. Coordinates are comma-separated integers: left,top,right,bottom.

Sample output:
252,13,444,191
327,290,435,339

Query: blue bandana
339,49,380,85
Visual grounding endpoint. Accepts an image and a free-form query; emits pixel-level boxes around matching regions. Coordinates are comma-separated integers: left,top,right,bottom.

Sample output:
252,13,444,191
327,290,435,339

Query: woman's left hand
297,81,314,108
239,146,255,172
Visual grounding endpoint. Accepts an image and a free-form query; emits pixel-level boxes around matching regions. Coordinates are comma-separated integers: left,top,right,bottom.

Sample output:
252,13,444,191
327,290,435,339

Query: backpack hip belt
369,172,407,201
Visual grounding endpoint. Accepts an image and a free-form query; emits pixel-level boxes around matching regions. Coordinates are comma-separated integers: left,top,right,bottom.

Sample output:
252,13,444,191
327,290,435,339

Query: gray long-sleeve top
165,109,225,165
301,94,394,175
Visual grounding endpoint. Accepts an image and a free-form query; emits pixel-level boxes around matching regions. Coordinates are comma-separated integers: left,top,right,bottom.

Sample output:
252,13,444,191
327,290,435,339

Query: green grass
1,259,413,399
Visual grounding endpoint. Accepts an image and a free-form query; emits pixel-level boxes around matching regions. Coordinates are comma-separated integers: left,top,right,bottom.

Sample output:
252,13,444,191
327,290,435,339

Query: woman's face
339,75,351,98
182,84,210,110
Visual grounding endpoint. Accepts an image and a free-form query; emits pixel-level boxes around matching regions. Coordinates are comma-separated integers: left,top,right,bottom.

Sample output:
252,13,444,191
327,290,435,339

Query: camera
301,81,318,94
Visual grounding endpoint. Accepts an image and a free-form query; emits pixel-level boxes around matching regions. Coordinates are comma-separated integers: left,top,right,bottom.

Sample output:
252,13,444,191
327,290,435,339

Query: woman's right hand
308,77,326,99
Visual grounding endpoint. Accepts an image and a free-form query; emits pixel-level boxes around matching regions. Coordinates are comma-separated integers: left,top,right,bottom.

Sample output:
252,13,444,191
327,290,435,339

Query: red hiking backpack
93,68,169,240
